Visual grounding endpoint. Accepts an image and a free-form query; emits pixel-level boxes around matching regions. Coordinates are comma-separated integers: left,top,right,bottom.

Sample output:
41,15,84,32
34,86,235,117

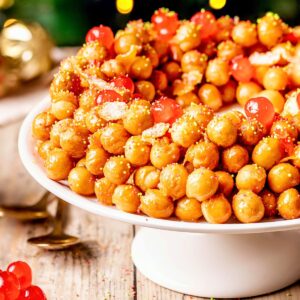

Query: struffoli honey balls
33,8,300,224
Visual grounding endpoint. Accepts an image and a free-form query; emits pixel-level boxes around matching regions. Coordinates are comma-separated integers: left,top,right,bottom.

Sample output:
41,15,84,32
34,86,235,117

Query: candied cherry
0,291,4,300
18,286,46,300
231,55,254,82
151,97,183,124
96,89,123,105
190,10,218,39
7,261,32,290
283,32,298,44
111,76,134,94
0,271,20,300
245,97,275,129
85,25,114,49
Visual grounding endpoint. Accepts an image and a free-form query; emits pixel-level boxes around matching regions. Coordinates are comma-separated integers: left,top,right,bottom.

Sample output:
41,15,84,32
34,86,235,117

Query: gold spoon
27,198,80,250
0,192,50,221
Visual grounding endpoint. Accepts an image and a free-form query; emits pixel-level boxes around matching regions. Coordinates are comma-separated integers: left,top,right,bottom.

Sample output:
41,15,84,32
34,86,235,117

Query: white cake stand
18,99,300,298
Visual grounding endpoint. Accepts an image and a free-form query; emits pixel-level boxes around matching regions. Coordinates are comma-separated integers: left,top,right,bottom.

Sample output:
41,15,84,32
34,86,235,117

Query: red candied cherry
96,89,123,105
151,97,183,124
18,286,46,300
85,25,114,49
231,55,254,82
7,261,32,290
0,271,20,300
283,32,298,44
245,97,275,129
190,10,218,39
111,76,134,94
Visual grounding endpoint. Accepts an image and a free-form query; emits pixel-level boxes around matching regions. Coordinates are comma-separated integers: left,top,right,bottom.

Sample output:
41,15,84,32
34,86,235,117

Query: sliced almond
141,122,170,144
98,101,128,121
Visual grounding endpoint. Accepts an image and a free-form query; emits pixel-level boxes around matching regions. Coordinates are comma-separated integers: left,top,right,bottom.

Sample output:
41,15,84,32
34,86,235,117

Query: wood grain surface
0,121,299,300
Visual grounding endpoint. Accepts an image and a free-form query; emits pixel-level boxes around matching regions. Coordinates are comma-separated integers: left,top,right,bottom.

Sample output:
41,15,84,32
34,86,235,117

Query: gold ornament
0,0,14,9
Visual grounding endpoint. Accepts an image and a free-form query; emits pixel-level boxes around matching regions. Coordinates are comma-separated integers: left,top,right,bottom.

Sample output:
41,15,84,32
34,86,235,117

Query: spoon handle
52,199,68,236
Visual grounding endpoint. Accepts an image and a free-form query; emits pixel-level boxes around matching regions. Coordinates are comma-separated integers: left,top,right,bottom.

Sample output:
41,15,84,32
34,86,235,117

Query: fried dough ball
60,126,88,159
207,116,237,148
100,59,126,78
186,168,219,201
198,83,223,111
270,119,298,142
181,50,207,73
201,194,232,224
254,65,269,85
134,81,155,101
236,82,262,107
151,70,168,91
85,107,107,133
239,118,265,146
32,112,56,141
123,100,154,135
114,33,142,54
170,115,203,147
159,164,188,200
130,56,153,80
292,145,300,168
51,97,77,121
260,189,277,218
95,177,116,205
222,144,249,173
49,119,73,147
76,158,86,167
68,167,95,196
277,188,300,220
217,40,243,61
163,61,181,82
73,108,87,129
215,171,234,197
268,163,300,193
85,146,110,176
100,123,130,155
45,148,73,181
263,67,288,91
215,15,234,42
233,190,265,223
221,110,245,128
184,103,214,128
38,140,54,160
255,90,285,113
150,138,180,169
175,197,202,221
176,92,200,108
205,58,230,86
252,137,283,170
140,189,174,218
112,184,141,213
77,41,107,64
124,136,151,166
103,156,131,185
236,164,266,193
185,141,219,170
79,88,98,111
134,166,160,192
219,80,237,104
232,21,257,47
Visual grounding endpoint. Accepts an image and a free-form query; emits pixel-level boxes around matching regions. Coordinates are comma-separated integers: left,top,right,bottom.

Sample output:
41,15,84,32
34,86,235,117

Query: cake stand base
132,228,300,298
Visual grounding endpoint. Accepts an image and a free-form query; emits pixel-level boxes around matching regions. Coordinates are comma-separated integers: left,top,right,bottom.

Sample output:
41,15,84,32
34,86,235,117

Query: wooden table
0,120,299,300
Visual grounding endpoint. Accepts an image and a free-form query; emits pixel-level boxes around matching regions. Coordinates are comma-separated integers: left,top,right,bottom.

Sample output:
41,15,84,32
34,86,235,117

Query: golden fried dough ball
79,88,98,111
270,119,298,142
112,184,141,213
215,171,234,197
140,189,174,218
170,115,203,147
233,190,265,223
130,56,153,80
159,164,188,200
134,81,155,101
45,148,73,181
231,21,257,47
260,189,277,218
252,137,283,170
222,145,249,173
85,107,107,133
176,92,200,108
217,40,243,61
37,140,54,160
198,83,223,111
123,100,154,135
277,188,300,220
268,163,300,193
73,108,87,129
95,177,116,205
239,118,265,146
181,50,207,73
151,70,168,91
100,123,130,155
185,141,219,170
85,146,109,176
219,80,237,104
201,194,232,224
32,112,56,141
124,136,151,166
51,97,77,121
263,67,288,91
114,32,142,54
134,166,160,192
76,158,86,167
221,110,245,128
100,59,126,78
236,82,262,107
207,116,237,148
236,164,266,193
89,130,103,149
205,58,230,86
103,156,131,185
77,41,107,63
150,138,180,169
163,61,181,82
175,197,202,221
184,103,214,128
68,166,95,196
186,168,219,201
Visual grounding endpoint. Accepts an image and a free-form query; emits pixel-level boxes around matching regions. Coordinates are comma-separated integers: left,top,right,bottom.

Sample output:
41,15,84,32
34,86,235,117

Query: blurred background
1,0,300,46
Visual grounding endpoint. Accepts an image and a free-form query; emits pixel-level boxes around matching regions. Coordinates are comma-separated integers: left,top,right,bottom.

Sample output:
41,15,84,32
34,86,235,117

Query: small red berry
18,286,46,300
231,55,254,82
7,262,32,290
96,89,123,105
111,76,134,94
151,97,183,124
190,10,218,39
85,25,114,49
0,271,20,300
